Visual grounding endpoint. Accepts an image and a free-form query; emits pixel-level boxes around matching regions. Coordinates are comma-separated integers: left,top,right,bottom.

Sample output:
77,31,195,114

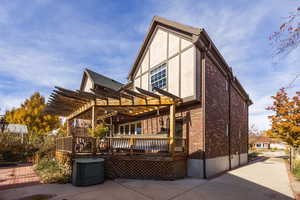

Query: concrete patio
0,164,40,191
0,157,294,200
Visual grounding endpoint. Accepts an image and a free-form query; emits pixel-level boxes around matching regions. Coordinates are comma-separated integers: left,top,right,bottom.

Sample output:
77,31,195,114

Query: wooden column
91,105,96,133
169,104,175,154
91,105,96,155
66,119,72,136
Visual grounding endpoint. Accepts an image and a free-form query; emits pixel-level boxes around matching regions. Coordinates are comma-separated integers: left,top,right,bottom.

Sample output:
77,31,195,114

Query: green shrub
34,158,71,184
0,132,40,162
293,160,300,180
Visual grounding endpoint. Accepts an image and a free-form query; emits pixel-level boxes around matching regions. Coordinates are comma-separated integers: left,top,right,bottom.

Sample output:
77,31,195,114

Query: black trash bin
72,158,105,186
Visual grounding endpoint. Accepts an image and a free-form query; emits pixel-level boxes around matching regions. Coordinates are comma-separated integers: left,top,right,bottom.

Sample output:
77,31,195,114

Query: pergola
45,85,182,152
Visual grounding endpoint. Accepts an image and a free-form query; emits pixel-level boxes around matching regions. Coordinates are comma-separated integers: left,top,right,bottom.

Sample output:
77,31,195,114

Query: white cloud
147,0,300,131
0,0,299,131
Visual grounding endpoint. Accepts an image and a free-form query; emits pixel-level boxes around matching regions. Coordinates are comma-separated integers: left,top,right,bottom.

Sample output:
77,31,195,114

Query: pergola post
169,104,175,154
91,105,96,134
91,105,96,155
66,119,72,136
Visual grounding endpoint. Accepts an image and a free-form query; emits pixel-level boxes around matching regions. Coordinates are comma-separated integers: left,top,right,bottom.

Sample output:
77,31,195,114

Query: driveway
0,156,294,200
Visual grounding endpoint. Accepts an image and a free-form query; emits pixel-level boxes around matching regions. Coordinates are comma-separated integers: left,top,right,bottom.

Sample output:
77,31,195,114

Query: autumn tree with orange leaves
267,88,300,147
270,6,300,55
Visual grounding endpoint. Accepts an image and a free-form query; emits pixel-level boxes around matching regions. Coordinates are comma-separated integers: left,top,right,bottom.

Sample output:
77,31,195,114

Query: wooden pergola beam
153,87,181,101
91,89,120,100
54,90,88,102
52,93,86,104
55,87,99,102
78,90,108,101
67,101,95,120
135,87,161,99
122,88,147,100
46,85,180,120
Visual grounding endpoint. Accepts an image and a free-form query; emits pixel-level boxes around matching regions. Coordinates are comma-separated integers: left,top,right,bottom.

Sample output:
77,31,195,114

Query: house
249,135,286,150
6,124,28,143
48,16,252,179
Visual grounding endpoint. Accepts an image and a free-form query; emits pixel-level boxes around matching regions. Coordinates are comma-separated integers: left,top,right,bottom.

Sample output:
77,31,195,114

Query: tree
249,124,260,136
5,92,60,135
267,88,300,147
270,6,300,55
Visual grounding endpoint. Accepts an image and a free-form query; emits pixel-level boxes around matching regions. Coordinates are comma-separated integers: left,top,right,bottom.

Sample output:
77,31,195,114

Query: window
125,125,129,135
136,122,142,134
150,63,167,91
120,126,124,134
256,143,261,148
119,121,142,135
130,124,135,135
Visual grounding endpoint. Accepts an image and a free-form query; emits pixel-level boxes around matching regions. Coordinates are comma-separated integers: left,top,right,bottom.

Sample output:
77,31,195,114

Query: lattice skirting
57,152,187,180
55,151,72,166
104,156,186,180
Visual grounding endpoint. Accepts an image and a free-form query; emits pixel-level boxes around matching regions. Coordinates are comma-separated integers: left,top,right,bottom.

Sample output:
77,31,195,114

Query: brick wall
230,88,248,154
230,87,248,155
204,55,249,159
205,56,230,159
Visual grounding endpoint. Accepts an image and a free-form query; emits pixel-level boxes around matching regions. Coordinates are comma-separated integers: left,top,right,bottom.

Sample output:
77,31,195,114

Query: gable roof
80,68,123,91
127,16,202,80
127,16,252,105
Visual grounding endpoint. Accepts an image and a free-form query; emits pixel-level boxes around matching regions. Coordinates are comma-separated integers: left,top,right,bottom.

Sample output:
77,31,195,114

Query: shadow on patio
0,158,294,200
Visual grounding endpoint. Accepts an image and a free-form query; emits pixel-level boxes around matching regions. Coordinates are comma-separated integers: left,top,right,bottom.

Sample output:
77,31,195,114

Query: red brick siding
230,88,241,155
230,87,248,154
205,56,230,159
183,105,203,159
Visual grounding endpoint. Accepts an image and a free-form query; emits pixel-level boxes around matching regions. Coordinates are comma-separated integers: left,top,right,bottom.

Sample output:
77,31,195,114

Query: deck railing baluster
56,135,186,156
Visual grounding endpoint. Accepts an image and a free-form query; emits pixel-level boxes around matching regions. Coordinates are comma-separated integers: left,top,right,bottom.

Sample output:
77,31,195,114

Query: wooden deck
56,135,187,179
56,135,187,157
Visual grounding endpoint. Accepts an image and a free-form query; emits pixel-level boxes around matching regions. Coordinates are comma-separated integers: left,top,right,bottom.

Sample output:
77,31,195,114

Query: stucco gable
128,16,202,80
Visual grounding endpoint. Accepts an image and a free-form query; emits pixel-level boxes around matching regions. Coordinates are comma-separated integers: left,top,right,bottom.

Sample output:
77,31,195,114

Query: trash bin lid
74,158,104,163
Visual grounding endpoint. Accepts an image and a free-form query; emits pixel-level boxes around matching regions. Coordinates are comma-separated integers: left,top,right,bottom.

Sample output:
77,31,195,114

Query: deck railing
56,135,186,156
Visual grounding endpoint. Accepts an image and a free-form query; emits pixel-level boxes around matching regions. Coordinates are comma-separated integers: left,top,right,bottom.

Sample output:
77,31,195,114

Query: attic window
150,63,167,91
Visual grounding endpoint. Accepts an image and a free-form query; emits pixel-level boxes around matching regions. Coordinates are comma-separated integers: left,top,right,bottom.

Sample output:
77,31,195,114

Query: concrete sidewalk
0,157,295,200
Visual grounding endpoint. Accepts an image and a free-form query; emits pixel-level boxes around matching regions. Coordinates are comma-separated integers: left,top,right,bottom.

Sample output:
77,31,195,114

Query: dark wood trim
201,48,207,179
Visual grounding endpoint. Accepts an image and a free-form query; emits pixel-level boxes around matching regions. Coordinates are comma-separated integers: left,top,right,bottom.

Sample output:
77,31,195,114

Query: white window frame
149,63,167,91
118,121,142,135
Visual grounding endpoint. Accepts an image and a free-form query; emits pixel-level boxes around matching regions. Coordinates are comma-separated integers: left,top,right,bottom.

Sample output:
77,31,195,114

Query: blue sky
0,0,299,131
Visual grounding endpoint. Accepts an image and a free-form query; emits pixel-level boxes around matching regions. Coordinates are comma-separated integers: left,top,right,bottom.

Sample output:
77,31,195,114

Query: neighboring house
6,124,28,135
6,124,28,143
49,16,252,179
250,135,286,150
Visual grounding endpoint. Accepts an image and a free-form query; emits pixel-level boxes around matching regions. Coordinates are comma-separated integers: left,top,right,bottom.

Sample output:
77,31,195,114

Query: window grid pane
150,64,167,91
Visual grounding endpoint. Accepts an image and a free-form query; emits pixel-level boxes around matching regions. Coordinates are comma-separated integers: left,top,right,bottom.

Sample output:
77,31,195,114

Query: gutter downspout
201,47,207,179
228,79,232,170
